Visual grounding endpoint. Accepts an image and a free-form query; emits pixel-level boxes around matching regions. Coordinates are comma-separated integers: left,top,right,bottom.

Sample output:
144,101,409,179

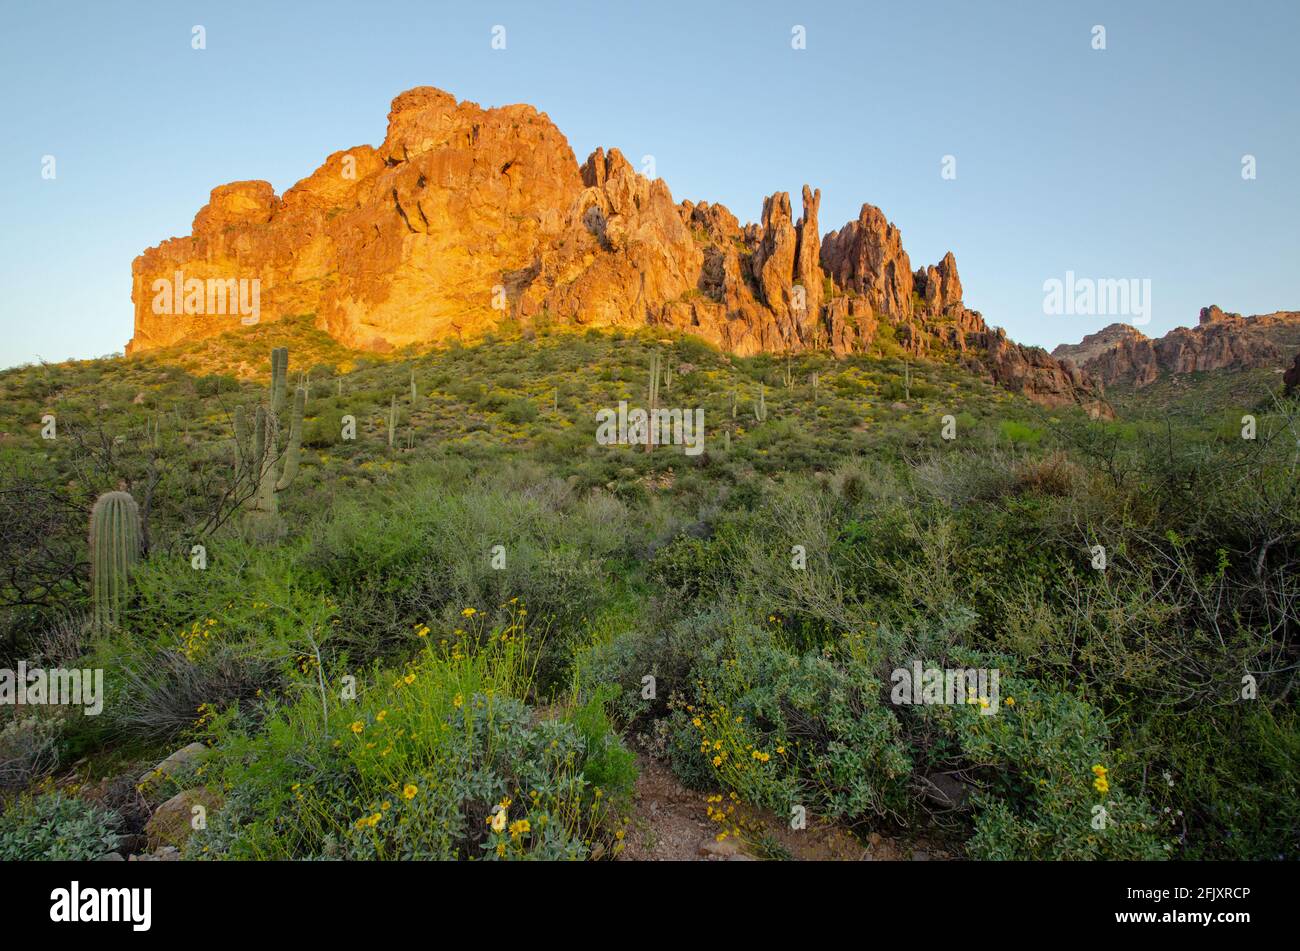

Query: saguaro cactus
240,348,305,537
754,384,767,423
648,350,661,407
90,491,141,631
646,350,662,452
388,395,397,451
410,369,417,404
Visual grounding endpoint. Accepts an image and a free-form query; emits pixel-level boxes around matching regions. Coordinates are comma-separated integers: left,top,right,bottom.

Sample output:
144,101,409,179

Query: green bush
193,623,632,861
930,676,1167,860
0,792,121,860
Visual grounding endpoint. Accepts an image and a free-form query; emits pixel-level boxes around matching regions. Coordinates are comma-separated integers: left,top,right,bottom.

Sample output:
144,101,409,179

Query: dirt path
618,753,949,861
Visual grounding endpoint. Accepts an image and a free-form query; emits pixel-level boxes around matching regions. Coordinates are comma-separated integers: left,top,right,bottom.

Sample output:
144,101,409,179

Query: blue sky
1,0,1297,369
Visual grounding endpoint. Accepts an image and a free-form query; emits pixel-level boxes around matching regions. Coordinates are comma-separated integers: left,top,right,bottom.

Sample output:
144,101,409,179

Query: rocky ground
617,754,953,862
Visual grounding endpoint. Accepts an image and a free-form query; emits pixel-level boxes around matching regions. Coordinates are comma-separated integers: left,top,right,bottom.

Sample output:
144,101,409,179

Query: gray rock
138,742,209,788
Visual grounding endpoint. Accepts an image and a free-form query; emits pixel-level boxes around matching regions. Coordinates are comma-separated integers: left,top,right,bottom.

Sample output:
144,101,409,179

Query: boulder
138,742,209,789
145,788,224,851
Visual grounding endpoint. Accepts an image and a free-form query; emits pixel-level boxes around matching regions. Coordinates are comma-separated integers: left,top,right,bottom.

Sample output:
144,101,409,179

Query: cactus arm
276,386,305,491
271,347,288,415
253,406,267,480
253,406,279,512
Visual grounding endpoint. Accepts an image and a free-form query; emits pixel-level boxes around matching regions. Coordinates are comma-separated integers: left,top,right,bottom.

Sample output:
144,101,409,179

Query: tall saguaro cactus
237,347,305,538
90,491,141,631
754,384,768,423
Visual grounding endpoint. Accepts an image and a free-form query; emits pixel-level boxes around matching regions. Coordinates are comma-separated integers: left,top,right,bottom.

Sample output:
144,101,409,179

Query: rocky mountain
128,86,1110,417
1052,306,1300,388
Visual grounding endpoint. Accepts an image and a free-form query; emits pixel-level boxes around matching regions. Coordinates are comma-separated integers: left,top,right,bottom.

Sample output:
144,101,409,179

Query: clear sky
2,0,1297,369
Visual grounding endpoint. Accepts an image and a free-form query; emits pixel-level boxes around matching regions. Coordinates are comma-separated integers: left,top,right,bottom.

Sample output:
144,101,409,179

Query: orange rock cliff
128,86,1110,416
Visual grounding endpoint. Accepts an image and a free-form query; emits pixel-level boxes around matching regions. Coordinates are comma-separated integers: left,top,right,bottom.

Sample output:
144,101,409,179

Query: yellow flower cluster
1092,764,1110,795
178,618,217,661
508,819,531,839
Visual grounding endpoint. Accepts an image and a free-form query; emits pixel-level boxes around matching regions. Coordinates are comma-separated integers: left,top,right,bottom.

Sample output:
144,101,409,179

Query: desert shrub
90,643,278,746
0,791,121,860
194,623,632,860
649,533,724,601
998,419,1043,448
0,714,61,788
564,684,638,800
500,397,538,424
303,406,344,448
574,604,740,728
690,625,913,821
195,374,239,397
924,675,1166,860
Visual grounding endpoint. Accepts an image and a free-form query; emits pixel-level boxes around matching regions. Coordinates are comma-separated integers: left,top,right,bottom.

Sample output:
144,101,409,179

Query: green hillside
1,325,1296,861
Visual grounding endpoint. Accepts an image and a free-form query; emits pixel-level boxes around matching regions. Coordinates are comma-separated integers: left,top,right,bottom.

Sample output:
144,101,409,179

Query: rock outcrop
128,85,1109,416
819,204,914,319
1284,353,1300,395
1053,306,1300,387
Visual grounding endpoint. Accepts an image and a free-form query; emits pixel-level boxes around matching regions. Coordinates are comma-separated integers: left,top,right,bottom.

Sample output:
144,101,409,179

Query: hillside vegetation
1,319,1296,861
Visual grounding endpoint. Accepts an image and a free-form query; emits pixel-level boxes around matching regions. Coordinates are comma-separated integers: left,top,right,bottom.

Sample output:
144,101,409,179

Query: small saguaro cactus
648,350,661,407
388,395,397,451
754,384,768,423
811,371,819,401
237,347,305,537
646,350,662,452
731,389,738,420
410,369,417,404
90,490,142,631
784,356,793,388
663,363,673,391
